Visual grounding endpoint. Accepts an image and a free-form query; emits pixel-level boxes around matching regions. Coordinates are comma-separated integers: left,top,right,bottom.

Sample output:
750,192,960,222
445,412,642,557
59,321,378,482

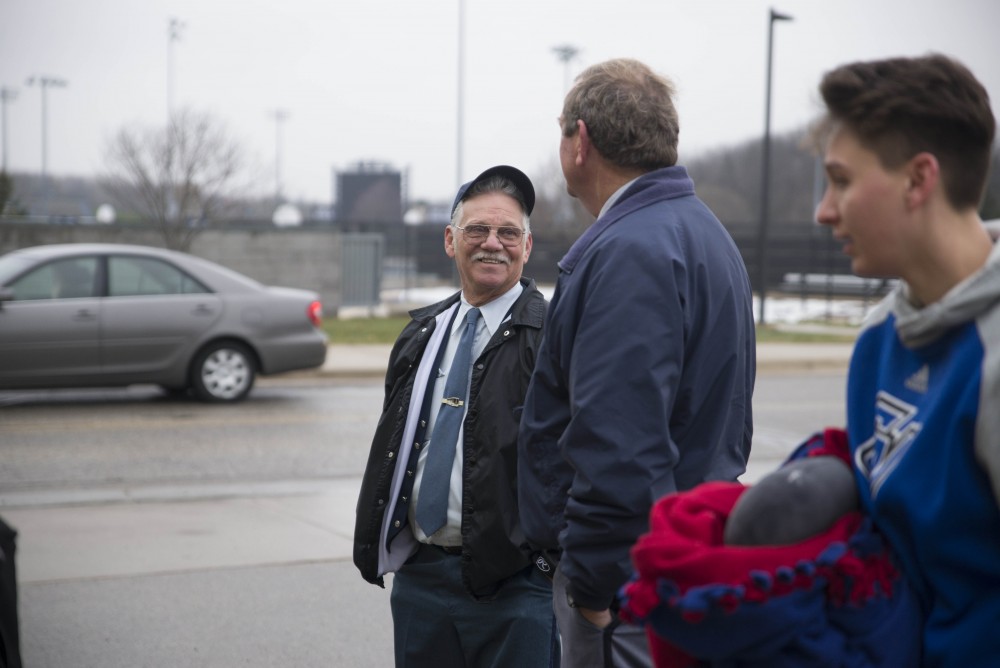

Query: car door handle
72,309,97,321
192,304,215,316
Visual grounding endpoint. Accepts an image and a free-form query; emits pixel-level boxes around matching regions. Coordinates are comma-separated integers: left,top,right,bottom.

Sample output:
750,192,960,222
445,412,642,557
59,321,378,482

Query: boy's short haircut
816,54,995,211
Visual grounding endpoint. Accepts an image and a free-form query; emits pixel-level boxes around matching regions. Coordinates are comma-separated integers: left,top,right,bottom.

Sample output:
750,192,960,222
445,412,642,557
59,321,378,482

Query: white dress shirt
409,282,524,545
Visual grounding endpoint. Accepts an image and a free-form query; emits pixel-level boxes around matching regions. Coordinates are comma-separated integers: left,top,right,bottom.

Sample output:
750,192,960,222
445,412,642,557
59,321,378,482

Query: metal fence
339,233,383,308
1,218,892,315
378,220,893,306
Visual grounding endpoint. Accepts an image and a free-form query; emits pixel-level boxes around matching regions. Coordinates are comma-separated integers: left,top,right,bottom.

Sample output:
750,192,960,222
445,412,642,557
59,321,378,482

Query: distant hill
686,127,1000,226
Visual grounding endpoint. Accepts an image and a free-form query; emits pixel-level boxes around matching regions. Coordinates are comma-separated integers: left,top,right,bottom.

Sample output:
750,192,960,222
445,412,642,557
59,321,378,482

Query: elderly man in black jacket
354,165,555,668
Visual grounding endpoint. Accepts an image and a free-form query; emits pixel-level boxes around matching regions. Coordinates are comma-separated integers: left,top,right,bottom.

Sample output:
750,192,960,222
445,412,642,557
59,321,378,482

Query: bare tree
103,108,246,250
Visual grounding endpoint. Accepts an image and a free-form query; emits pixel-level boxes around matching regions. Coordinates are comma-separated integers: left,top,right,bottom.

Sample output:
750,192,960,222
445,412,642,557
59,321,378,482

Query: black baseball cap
450,165,535,217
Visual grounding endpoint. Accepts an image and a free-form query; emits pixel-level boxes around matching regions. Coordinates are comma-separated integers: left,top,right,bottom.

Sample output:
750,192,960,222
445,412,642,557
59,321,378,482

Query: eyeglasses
453,224,525,247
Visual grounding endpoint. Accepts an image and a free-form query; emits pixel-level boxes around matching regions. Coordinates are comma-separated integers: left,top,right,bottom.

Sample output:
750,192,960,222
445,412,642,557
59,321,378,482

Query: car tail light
307,300,323,328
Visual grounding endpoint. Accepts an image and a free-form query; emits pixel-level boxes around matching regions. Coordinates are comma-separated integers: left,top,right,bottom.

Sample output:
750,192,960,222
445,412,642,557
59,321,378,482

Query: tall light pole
552,44,580,94
167,17,185,122
270,109,289,204
166,18,186,222
755,8,792,326
456,0,465,189
26,75,67,216
550,45,580,227
0,86,16,172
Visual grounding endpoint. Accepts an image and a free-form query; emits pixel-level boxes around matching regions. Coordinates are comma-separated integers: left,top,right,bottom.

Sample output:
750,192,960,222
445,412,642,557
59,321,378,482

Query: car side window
108,256,210,296
9,257,99,300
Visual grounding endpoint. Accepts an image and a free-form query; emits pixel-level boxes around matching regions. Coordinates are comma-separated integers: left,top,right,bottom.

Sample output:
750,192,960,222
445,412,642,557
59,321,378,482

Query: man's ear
904,152,940,210
444,224,456,258
576,119,591,165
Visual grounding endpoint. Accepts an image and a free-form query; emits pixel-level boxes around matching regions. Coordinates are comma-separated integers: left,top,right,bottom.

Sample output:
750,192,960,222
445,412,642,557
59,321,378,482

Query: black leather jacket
354,278,547,600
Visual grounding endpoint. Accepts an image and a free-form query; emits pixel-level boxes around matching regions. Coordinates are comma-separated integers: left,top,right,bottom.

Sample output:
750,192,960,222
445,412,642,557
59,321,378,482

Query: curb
294,343,853,379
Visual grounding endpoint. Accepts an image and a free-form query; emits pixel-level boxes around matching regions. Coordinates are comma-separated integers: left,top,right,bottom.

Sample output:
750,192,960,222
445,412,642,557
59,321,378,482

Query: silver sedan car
0,243,328,402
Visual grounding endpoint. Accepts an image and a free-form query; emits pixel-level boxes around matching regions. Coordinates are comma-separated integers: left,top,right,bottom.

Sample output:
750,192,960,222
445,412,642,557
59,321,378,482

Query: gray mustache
473,252,510,265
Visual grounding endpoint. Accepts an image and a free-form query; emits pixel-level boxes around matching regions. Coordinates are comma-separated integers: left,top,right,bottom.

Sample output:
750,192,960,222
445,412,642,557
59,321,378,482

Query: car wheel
190,341,256,402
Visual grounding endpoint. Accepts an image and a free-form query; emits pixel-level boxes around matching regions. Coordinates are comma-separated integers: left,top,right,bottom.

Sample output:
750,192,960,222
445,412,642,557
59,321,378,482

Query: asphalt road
0,370,848,667
0,370,846,495
0,376,383,494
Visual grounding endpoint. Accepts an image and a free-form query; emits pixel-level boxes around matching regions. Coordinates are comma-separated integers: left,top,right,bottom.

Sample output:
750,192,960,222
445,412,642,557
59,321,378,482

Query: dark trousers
0,516,21,668
390,544,559,668
552,564,650,668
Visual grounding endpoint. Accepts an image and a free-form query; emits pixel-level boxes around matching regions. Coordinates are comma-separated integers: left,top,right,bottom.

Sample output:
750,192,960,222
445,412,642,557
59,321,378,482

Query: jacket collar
409,278,544,330
558,166,695,274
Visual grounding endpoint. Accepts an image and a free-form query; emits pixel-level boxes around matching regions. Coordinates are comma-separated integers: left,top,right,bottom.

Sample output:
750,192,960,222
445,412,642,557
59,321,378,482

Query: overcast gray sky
2,0,998,208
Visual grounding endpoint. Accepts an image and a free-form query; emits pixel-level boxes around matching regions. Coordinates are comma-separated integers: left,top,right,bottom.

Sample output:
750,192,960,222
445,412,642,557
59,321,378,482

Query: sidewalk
4,478,394,668
4,339,854,667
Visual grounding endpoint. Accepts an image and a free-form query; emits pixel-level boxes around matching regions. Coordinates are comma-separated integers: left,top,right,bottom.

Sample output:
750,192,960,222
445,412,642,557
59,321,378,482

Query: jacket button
394,520,401,528
377,499,384,506
476,363,484,370
504,330,510,336
387,451,395,459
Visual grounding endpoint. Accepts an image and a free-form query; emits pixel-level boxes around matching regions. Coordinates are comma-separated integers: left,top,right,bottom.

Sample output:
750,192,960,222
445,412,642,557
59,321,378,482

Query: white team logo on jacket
855,391,923,498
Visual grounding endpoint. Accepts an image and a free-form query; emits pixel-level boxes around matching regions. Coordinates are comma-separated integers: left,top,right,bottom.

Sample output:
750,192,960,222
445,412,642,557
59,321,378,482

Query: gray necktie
415,307,480,537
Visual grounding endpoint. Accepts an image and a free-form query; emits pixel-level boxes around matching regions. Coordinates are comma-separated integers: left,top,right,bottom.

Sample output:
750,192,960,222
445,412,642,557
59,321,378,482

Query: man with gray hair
355,165,556,666
519,58,756,666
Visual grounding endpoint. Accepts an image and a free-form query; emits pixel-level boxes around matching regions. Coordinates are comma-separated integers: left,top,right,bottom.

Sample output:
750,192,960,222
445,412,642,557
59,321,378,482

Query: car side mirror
0,287,12,310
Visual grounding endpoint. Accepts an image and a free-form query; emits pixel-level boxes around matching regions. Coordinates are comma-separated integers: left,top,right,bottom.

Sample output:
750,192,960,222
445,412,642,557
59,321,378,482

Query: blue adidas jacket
518,166,756,610
846,232,1000,666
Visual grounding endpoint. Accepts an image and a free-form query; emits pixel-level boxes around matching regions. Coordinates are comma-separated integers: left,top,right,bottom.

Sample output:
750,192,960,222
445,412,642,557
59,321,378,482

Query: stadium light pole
270,109,290,204
167,17,185,122
551,44,580,94
166,18,186,221
755,8,792,326
551,45,580,227
456,0,465,189
1,86,16,172
26,75,67,216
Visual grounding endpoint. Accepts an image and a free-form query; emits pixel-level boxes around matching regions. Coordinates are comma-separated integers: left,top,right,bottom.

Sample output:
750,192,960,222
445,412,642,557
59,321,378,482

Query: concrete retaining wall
0,222,345,314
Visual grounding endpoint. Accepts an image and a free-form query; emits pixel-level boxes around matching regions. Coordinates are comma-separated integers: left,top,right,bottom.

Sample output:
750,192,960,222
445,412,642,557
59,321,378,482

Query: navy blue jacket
518,166,756,610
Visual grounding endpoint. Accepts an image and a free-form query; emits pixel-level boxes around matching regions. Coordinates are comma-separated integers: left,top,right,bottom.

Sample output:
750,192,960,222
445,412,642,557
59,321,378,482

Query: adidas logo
904,365,929,394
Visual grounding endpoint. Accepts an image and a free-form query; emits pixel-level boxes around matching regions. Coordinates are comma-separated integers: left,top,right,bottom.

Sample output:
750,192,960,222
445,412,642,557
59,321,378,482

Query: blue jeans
390,544,559,667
